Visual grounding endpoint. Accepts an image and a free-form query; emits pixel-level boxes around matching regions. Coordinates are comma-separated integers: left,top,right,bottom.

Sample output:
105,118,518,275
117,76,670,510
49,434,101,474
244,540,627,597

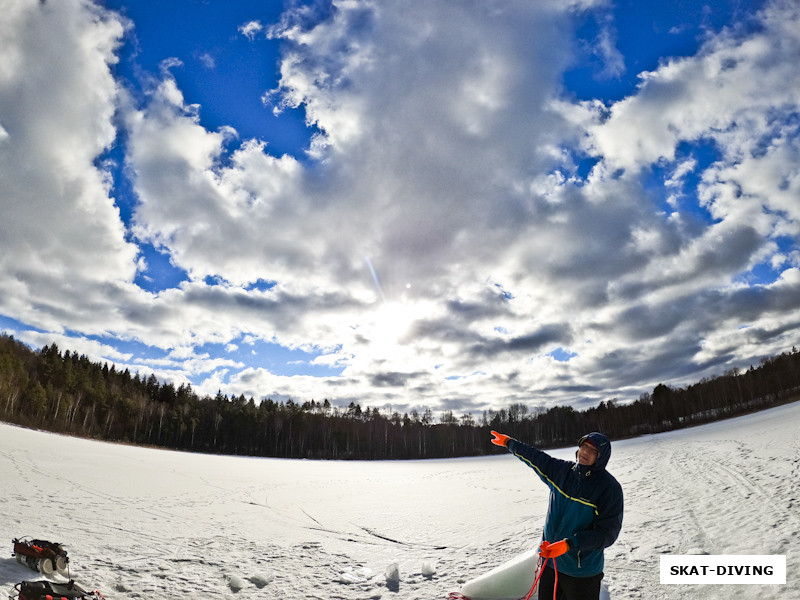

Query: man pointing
491,431,623,600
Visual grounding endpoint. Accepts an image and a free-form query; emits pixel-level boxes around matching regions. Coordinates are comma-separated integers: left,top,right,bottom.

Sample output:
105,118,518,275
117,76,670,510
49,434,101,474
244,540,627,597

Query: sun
371,301,416,345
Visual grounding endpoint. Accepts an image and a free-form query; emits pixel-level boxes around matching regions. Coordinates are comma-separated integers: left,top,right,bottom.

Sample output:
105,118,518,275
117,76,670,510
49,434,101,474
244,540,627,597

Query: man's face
577,441,598,466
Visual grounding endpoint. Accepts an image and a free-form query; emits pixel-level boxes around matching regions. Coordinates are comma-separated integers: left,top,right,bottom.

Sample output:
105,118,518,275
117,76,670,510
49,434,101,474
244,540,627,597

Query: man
490,430,623,600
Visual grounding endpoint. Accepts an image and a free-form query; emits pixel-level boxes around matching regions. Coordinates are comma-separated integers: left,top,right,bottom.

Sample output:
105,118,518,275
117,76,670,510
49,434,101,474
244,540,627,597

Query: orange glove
539,539,570,558
490,431,510,447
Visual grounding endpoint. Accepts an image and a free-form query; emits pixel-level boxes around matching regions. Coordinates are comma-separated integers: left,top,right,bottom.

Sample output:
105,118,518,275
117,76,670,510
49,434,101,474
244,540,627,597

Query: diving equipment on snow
12,538,69,575
10,580,105,600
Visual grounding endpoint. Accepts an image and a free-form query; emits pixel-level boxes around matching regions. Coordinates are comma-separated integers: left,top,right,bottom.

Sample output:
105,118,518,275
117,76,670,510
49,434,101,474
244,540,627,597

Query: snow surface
1,401,798,599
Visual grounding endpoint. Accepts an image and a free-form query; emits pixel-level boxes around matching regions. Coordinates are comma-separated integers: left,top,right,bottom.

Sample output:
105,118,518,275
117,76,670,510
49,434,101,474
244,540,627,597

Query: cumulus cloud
0,0,139,329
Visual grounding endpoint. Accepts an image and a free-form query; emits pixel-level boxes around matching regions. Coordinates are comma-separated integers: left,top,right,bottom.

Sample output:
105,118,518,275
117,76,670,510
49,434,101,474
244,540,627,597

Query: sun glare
371,301,416,345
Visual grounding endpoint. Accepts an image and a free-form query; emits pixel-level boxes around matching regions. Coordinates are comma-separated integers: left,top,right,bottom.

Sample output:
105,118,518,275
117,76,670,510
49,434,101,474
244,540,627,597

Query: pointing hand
490,431,510,448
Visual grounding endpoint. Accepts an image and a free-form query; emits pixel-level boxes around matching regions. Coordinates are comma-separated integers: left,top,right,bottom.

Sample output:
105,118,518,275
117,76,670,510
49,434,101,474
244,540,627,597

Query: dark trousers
537,565,603,600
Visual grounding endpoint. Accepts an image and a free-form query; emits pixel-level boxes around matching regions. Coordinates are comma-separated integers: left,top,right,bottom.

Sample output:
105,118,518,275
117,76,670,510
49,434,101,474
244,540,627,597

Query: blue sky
2,0,798,415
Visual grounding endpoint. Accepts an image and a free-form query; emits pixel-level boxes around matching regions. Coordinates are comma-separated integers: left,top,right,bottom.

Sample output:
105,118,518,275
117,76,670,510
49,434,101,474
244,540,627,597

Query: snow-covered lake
1,401,798,599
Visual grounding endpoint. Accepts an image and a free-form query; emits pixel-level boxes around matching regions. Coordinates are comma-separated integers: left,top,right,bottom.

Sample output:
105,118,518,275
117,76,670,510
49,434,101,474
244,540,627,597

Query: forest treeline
1,334,799,459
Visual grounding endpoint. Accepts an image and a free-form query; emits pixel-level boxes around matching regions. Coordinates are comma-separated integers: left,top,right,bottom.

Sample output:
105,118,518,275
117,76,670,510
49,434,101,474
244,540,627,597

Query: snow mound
384,562,400,583
338,566,374,584
227,574,245,592
421,561,436,578
247,572,274,588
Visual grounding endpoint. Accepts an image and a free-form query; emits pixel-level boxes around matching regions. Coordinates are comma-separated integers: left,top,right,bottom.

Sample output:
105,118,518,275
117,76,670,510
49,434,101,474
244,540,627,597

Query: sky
1,0,799,416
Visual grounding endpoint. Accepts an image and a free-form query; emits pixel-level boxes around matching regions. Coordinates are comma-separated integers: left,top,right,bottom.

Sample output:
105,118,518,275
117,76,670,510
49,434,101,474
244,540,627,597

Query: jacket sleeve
506,438,569,484
569,477,624,552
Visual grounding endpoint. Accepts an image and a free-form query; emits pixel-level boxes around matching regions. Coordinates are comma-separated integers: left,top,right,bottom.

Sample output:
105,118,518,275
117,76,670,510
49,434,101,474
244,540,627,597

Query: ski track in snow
1,401,798,599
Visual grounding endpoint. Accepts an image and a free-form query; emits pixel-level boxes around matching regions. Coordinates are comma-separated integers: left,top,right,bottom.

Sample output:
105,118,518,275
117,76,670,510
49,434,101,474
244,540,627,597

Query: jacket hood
578,432,611,471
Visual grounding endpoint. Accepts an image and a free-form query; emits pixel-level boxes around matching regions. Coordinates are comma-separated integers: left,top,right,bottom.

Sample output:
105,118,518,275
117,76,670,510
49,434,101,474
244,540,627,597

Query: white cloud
593,19,625,79
584,2,800,174
16,330,133,365
0,0,140,328
238,20,263,41
197,52,215,69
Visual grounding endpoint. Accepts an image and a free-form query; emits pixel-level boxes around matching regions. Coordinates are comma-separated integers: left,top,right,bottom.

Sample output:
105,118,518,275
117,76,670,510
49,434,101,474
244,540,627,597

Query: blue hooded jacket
506,432,623,577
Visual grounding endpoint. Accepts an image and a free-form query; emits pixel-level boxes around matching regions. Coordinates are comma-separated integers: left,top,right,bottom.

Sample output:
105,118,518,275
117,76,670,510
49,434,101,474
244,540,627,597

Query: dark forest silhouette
1,334,798,459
